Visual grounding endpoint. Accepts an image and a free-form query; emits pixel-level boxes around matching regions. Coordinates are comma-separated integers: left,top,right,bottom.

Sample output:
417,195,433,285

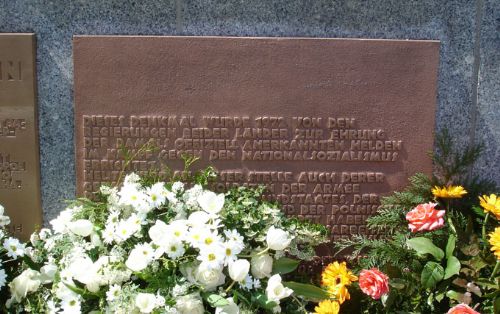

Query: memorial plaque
0,33,43,240
74,36,439,245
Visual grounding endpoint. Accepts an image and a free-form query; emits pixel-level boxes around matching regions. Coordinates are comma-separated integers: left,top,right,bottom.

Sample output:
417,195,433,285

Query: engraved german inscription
0,34,43,240
74,36,440,249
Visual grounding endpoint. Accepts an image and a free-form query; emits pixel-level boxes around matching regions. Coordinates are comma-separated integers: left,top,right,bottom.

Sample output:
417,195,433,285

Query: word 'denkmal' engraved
74,36,440,256
0,34,42,240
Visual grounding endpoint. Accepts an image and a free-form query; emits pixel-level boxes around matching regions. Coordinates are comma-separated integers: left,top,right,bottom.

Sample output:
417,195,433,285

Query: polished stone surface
0,0,497,222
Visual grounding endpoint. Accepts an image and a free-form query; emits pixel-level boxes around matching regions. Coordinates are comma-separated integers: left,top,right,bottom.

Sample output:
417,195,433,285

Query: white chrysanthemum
102,224,116,244
149,220,170,246
115,219,139,242
146,182,167,208
118,184,148,210
187,227,204,248
0,268,6,288
60,294,81,314
167,220,188,241
197,191,225,216
197,243,225,269
165,240,186,260
3,237,25,259
199,229,222,249
222,241,240,265
224,229,244,245
106,284,121,302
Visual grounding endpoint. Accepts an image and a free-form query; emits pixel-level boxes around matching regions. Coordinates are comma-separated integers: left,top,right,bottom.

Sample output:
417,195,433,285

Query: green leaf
272,257,300,275
252,293,278,310
495,297,500,314
472,205,486,218
407,237,444,261
444,256,461,279
389,278,406,290
445,290,462,301
421,261,445,289
283,281,329,301
204,294,229,307
446,234,456,258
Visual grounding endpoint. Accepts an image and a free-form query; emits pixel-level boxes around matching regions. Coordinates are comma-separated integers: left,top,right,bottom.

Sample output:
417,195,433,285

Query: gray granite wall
0,0,498,222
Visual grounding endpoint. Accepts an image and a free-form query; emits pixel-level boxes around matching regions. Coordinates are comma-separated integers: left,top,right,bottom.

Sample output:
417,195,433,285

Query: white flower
67,255,102,293
149,220,170,246
60,295,81,314
197,243,225,269
197,191,225,216
266,226,292,251
172,182,184,193
199,229,222,249
115,218,139,242
146,182,167,208
9,269,41,302
167,220,189,241
215,297,240,314
265,274,293,303
39,264,57,284
118,184,149,212
0,205,11,227
187,211,210,227
135,292,157,313
253,278,261,289
126,243,154,272
165,240,186,259
176,293,204,314
68,219,93,237
0,268,6,288
194,264,226,291
102,224,116,244
228,259,250,282
124,173,141,186
156,294,166,307
50,207,77,234
3,237,25,259
251,253,273,279
106,284,121,302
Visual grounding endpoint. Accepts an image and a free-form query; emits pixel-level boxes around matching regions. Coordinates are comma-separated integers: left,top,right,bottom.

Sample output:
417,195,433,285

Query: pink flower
406,202,445,232
358,268,389,300
447,304,480,314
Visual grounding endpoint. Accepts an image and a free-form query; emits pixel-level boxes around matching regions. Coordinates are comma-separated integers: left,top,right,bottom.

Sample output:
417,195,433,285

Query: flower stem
225,280,236,293
490,261,500,280
291,294,307,314
446,201,457,235
483,213,490,254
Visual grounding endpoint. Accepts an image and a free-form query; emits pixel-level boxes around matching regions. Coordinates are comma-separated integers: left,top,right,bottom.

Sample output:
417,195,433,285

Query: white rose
68,219,94,237
265,274,293,303
215,297,240,314
176,293,204,314
197,191,225,215
251,253,273,279
39,264,57,284
135,293,157,313
9,269,41,302
195,264,225,291
266,226,292,251
148,220,170,245
228,259,250,282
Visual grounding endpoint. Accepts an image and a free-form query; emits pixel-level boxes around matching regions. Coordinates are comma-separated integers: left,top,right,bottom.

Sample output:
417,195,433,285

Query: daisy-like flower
172,181,184,193
60,295,81,313
106,284,121,302
222,240,243,265
165,240,186,259
240,274,254,290
3,237,26,259
197,243,225,269
199,229,222,249
315,300,340,314
480,194,500,219
321,261,358,304
166,220,189,241
224,229,244,246
146,182,167,208
489,227,500,260
432,185,467,199
115,218,139,242
102,224,117,244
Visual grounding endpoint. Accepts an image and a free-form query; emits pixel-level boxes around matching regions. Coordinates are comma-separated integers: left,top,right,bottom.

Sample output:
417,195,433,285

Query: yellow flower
489,227,500,260
321,261,358,304
322,261,358,287
315,300,340,314
480,194,500,219
432,185,467,198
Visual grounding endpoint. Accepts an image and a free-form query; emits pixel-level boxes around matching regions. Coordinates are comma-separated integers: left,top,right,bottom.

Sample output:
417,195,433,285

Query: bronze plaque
0,33,42,240
74,36,439,243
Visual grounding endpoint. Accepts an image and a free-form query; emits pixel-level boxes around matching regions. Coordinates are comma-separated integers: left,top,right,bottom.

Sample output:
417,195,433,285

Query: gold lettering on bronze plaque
0,34,42,240
74,36,439,253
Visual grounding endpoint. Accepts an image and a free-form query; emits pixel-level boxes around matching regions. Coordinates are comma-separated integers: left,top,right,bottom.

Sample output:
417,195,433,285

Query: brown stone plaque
0,33,42,240
74,36,439,246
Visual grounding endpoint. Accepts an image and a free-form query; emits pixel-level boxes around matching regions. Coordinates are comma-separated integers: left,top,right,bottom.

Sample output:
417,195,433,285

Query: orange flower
406,202,445,232
447,303,480,314
358,268,390,300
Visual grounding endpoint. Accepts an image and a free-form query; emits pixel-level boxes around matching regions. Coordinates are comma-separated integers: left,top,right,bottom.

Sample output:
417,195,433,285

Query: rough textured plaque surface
0,33,42,240
74,36,439,242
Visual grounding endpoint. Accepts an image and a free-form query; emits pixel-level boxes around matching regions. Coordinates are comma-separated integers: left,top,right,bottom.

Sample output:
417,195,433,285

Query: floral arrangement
335,131,499,313
4,171,338,313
